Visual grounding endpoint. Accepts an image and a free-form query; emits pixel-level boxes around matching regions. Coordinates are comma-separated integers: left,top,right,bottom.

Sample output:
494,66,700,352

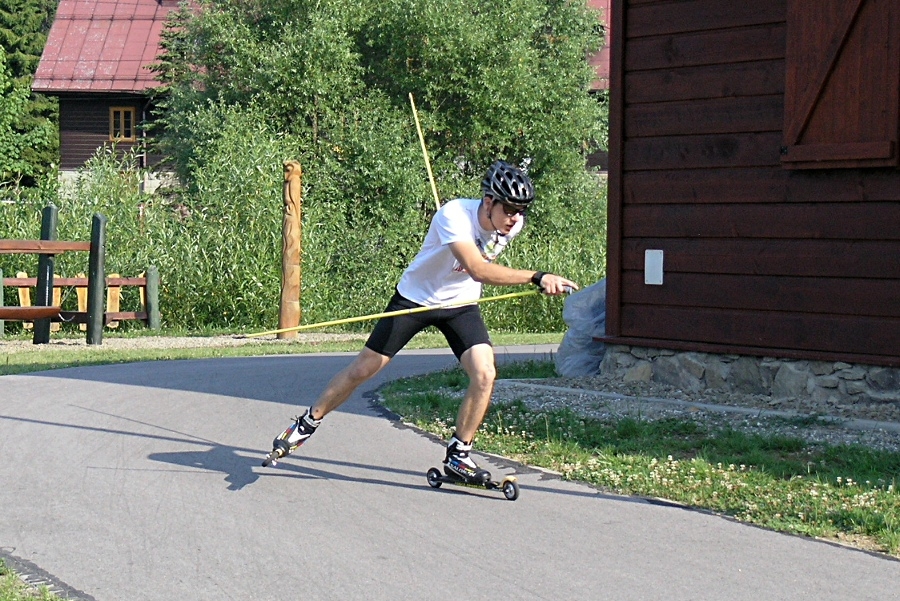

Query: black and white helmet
481,160,534,208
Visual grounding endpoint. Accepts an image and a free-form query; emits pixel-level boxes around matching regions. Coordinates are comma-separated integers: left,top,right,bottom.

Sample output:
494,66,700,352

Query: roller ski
262,409,320,467
426,436,520,501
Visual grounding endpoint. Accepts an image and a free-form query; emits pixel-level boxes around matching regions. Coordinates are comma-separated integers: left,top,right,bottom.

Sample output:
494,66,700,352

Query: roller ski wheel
425,467,520,501
262,413,317,467
261,446,285,467
262,435,308,467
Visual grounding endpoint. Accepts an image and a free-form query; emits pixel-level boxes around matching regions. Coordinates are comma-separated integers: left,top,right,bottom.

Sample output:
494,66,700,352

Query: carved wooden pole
279,160,303,339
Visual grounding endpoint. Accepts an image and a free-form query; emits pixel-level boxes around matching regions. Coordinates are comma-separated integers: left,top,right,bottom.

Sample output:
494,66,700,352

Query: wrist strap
531,271,547,287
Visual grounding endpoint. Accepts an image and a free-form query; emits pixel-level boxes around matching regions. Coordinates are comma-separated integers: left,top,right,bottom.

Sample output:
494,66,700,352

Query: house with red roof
34,0,611,177
32,0,180,177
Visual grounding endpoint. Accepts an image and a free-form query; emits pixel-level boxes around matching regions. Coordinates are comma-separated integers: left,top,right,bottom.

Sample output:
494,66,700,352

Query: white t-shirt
397,197,524,305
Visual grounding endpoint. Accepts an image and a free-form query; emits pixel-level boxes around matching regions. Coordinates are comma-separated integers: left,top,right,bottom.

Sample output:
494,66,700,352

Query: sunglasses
496,201,527,217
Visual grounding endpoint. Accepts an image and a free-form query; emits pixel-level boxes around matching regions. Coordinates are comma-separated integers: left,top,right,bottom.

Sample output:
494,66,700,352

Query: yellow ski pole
240,288,541,339
409,92,441,212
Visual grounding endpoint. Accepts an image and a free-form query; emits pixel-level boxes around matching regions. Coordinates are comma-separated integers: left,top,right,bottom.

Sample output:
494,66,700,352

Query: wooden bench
0,205,148,345
2,271,159,330
0,239,93,342
0,305,62,320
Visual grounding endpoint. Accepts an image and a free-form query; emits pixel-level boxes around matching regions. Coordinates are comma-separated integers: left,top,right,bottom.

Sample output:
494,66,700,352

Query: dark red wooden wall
605,0,900,367
58,94,163,171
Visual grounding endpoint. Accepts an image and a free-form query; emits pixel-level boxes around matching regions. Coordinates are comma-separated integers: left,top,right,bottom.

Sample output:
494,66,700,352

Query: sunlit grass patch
380,363,900,557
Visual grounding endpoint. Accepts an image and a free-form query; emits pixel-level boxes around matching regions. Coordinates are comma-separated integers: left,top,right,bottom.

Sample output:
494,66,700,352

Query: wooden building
604,0,900,368
32,0,180,173
588,0,612,91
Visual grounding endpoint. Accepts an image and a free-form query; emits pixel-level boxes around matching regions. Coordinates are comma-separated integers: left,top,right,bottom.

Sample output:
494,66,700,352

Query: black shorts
365,290,492,360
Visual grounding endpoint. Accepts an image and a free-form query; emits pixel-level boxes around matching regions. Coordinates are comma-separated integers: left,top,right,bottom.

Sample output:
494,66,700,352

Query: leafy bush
2,0,608,333
1,142,605,332
0,45,56,185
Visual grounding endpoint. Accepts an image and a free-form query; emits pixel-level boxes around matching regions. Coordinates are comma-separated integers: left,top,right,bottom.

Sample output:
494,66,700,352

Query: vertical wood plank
106,273,120,328
145,266,160,330
16,272,33,331
604,0,626,336
76,272,88,331
87,213,107,345
51,287,61,332
138,271,146,312
34,204,58,344
17,272,31,309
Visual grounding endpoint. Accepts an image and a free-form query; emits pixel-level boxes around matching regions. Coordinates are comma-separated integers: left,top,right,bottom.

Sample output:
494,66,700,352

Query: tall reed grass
1,144,606,333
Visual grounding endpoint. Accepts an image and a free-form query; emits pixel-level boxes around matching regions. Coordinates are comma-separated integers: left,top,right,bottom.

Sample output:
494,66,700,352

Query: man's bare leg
309,346,392,419
441,343,496,483
266,347,391,463
454,343,496,442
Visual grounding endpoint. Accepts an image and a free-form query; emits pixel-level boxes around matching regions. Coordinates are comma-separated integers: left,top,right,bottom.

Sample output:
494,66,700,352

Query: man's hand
536,272,578,295
447,241,579,293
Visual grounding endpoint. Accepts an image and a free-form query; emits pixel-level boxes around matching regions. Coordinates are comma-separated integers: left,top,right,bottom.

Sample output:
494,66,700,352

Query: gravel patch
541,375,900,423
494,377,900,453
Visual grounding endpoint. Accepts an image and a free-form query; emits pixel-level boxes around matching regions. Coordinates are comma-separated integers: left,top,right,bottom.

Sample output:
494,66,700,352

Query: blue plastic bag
554,279,607,377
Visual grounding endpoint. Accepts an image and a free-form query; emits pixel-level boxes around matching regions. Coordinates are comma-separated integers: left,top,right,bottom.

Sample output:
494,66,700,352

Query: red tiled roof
33,0,180,93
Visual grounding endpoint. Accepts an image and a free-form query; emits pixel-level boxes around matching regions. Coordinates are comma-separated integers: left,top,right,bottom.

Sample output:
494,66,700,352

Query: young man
267,160,578,483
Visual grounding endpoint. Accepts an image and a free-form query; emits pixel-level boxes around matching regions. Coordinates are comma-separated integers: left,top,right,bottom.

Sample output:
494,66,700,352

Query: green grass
0,561,57,601
380,363,900,558
0,335,362,376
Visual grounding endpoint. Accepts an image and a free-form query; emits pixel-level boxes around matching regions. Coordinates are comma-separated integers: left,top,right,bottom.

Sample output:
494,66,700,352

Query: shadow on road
1,409,639,505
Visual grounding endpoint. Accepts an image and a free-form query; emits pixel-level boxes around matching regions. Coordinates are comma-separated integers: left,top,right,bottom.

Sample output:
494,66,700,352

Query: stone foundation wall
599,345,900,415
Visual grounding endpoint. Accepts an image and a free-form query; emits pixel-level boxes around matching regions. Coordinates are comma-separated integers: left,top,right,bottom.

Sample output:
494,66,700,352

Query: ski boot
425,436,520,500
443,435,492,484
262,409,321,467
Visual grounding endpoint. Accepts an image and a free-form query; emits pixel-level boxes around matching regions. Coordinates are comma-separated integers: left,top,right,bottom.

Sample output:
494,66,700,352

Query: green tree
0,45,54,184
0,0,58,184
146,0,607,329
0,0,55,75
154,0,604,186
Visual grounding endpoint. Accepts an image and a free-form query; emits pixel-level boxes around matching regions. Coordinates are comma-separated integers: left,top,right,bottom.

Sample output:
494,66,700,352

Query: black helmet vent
481,160,534,206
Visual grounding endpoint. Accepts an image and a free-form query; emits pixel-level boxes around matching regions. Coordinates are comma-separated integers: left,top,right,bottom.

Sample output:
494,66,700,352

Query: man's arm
448,241,578,295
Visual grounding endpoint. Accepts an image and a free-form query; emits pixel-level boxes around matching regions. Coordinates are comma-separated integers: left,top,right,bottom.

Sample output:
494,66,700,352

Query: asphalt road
1,346,898,601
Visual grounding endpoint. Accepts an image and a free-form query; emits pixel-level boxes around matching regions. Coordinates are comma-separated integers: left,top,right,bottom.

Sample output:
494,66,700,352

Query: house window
110,107,137,142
